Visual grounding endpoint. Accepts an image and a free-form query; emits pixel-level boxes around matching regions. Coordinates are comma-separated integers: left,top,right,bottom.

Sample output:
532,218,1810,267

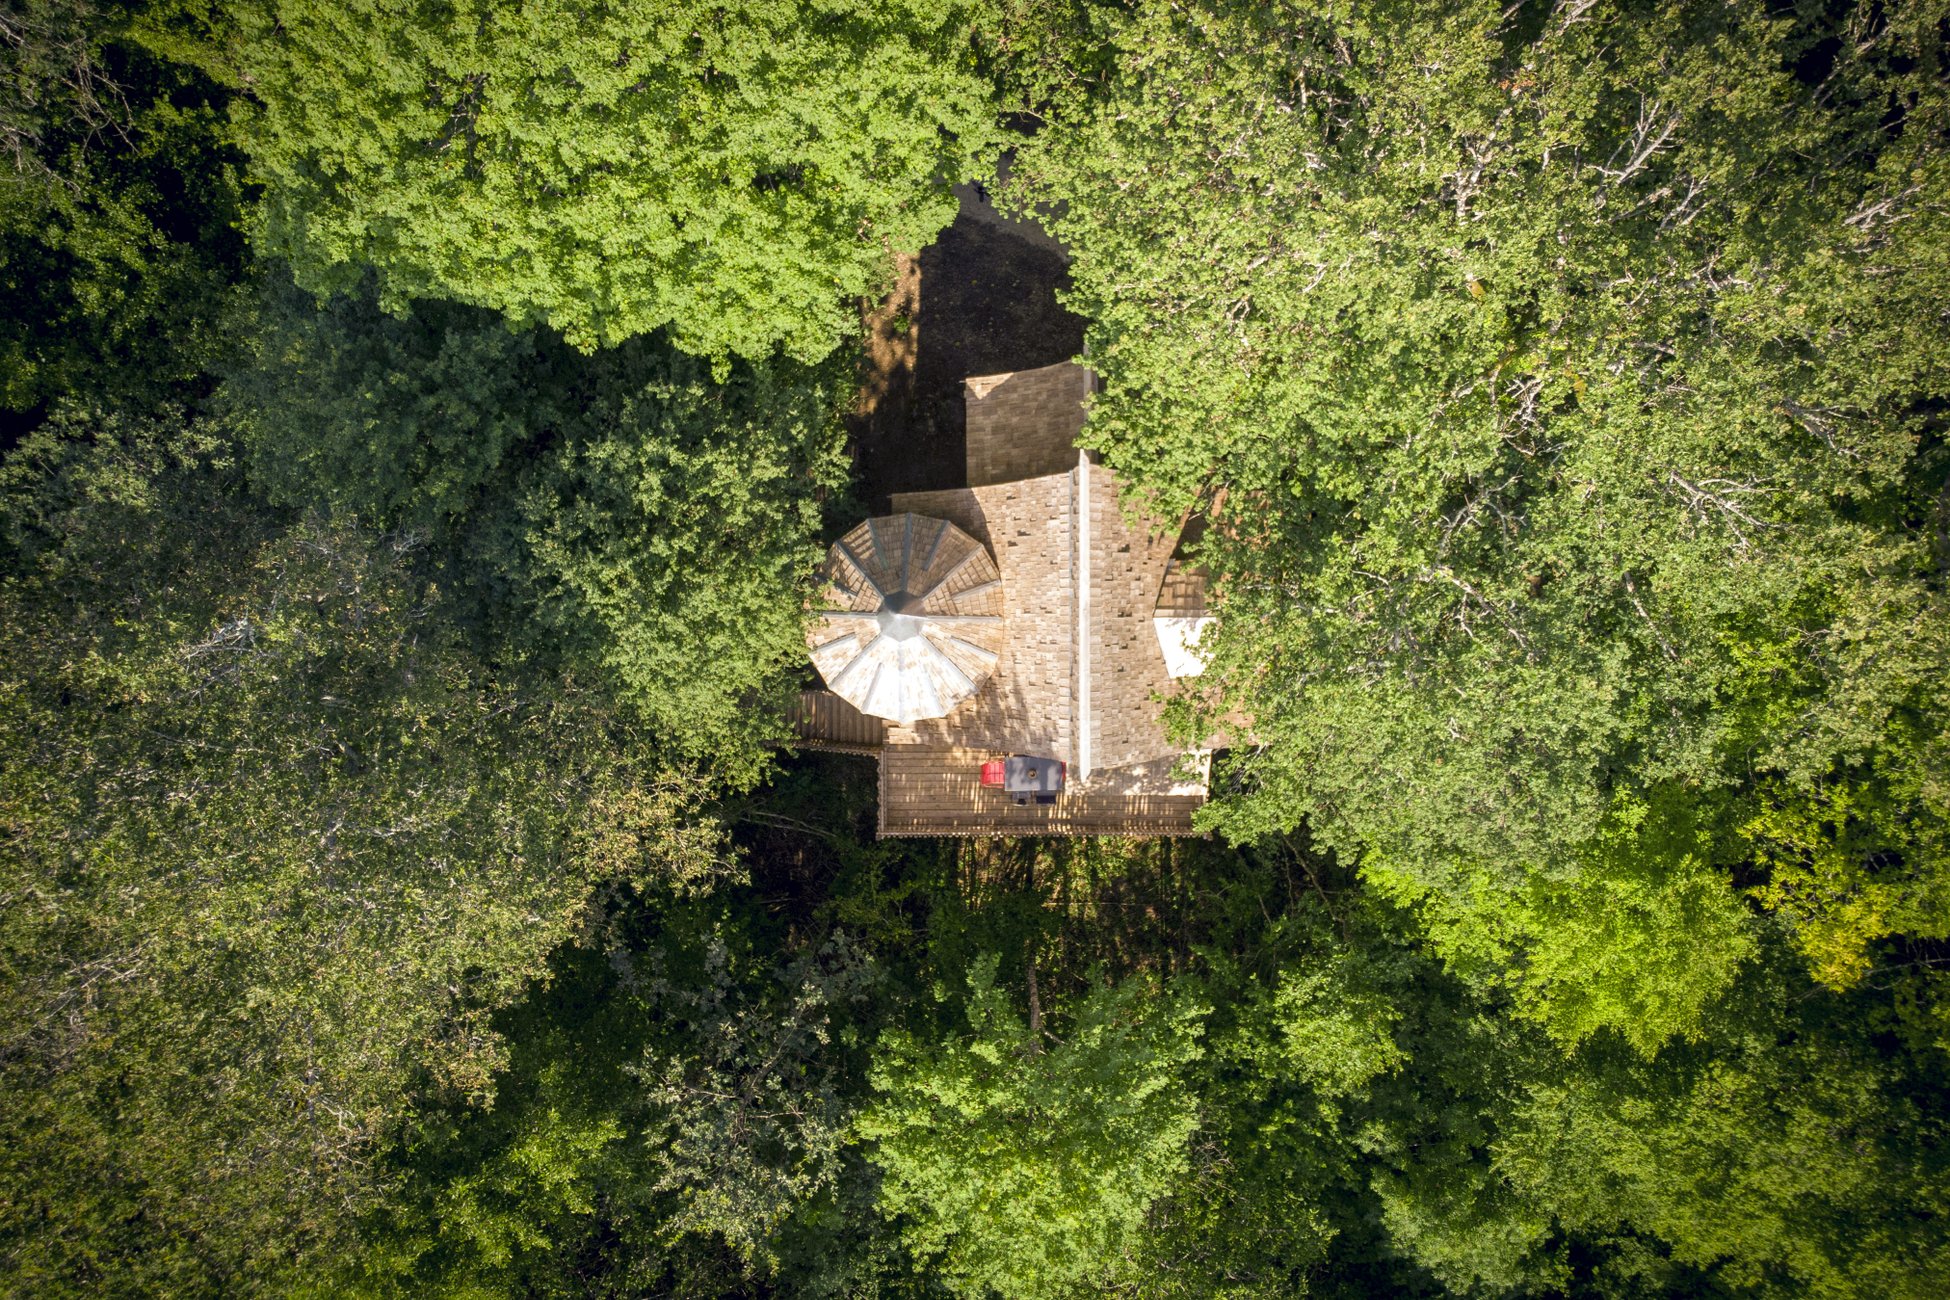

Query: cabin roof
792,361,1210,838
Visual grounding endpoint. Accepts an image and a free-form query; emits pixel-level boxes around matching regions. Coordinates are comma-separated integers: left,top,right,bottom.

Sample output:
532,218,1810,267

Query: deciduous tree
223,280,851,777
0,412,728,1294
1018,0,1950,1042
859,957,1205,1299
235,0,1003,359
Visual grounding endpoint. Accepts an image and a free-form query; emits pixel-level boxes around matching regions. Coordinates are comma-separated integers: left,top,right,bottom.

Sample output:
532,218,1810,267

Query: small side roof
964,361,1094,488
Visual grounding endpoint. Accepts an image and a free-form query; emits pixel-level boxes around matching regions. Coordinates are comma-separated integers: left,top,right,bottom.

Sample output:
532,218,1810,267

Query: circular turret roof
808,514,1004,724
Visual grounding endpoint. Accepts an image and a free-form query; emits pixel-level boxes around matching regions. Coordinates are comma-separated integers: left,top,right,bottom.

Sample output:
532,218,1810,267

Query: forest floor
847,199,1085,513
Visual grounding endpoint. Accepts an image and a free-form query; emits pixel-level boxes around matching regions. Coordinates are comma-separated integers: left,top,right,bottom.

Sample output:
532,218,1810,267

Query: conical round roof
808,514,1004,725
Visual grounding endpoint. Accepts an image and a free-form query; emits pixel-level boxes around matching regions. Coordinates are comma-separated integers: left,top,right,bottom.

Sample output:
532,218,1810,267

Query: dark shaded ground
848,216,1085,513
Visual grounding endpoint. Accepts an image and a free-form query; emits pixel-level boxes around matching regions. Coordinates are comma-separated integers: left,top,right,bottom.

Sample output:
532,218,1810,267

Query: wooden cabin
792,362,1212,838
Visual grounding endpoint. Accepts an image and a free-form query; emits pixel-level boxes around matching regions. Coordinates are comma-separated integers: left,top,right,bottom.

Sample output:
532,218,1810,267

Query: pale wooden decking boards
785,690,885,755
877,746,1205,838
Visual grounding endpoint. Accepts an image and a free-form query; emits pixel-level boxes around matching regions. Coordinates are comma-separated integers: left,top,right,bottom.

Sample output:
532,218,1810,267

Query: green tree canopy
1018,0,1950,1039
0,0,246,415
9,1,1950,1295
859,957,1205,1299
347,919,883,1298
1494,987,1950,1300
0,412,729,1294
222,279,850,777
234,0,1003,359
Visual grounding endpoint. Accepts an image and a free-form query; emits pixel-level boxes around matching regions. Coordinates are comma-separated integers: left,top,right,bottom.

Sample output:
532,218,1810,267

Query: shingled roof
792,361,1211,838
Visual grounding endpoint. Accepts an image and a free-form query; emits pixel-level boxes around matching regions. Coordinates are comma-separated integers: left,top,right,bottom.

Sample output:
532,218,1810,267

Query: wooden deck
877,746,1206,838
785,690,885,754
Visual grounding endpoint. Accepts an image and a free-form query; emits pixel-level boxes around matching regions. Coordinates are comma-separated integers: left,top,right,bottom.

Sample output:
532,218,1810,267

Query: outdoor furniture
1003,755,1065,805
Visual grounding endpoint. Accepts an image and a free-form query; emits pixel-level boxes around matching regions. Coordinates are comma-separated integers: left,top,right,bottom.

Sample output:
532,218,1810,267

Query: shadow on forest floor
847,211,1085,514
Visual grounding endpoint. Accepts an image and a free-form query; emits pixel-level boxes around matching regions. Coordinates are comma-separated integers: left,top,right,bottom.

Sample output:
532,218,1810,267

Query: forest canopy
234,0,1003,359
2,1,1947,1298
1016,0,1950,1044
